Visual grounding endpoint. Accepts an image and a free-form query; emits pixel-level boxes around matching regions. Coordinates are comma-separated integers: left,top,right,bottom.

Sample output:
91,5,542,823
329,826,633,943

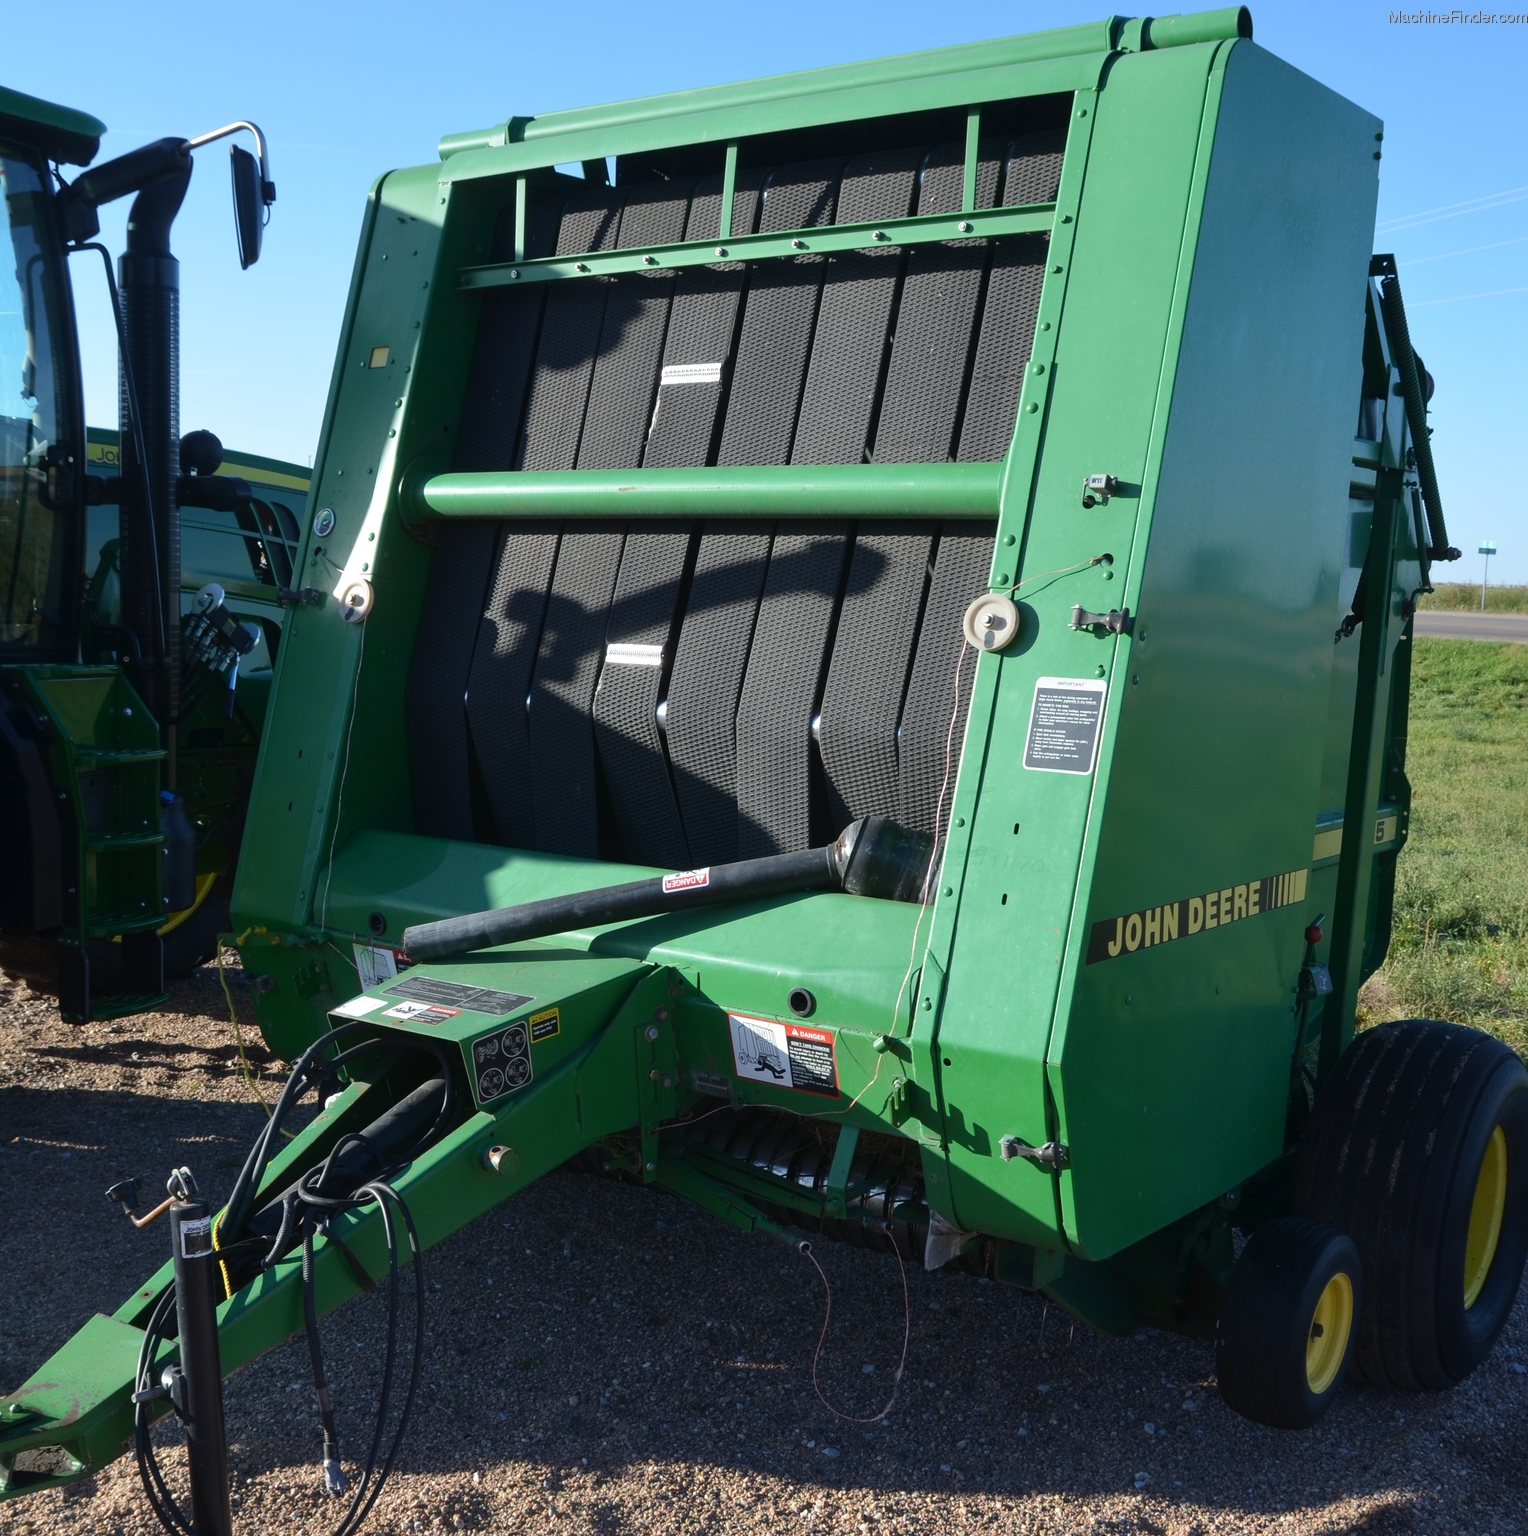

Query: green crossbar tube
411,463,1004,521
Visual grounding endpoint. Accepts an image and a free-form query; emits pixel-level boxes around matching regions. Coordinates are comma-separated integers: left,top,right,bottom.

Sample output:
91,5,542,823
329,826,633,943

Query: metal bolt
957,220,973,233
508,269,520,281
650,1068,662,1081
576,261,590,272
644,1024,660,1043
656,1006,668,1021
791,238,806,249
661,1075,674,1089
642,254,658,265
872,230,888,241
645,1162,657,1173
715,246,728,258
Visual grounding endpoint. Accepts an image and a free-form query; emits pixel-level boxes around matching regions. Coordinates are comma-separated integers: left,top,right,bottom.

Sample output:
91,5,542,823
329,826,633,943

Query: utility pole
1479,540,1496,610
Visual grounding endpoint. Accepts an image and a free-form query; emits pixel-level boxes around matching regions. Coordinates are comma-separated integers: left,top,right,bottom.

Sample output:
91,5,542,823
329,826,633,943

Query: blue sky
26,0,1528,582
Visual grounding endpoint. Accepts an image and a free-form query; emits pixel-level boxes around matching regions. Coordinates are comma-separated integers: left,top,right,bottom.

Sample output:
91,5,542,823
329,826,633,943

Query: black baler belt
526,523,626,857
516,280,613,471
918,138,1002,220
592,522,694,868
819,522,934,829
577,273,679,470
578,181,694,471
516,186,623,472
871,242,990,463
407,521,499,840
896,523,996,836
717,158,845,468
957,235,1048,463
791,146,922,466
642,171,764,469
1000,129,1067,207
735,523,850,857
465,522,561,848
716,262,827,467
869,140,1001,464
455,198,560,471
664,522,773,866
456,289,548,471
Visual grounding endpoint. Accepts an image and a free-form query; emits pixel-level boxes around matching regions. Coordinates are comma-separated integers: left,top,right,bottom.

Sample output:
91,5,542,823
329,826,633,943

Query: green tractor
4,9,1521,1527
0,84,306,1019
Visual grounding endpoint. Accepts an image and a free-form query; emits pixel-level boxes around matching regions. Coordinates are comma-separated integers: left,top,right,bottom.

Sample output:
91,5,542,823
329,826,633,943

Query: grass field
1360,636,1528,1053
1418,582,1528,614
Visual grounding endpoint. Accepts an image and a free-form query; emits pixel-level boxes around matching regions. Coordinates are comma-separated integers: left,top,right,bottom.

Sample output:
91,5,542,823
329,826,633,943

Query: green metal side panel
926,40,1226,1248
231,164,449,935
1046,42,1381,1259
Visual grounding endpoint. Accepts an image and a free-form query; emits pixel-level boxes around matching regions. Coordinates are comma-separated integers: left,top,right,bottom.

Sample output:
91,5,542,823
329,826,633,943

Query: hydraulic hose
401,815,934,962
1376,267,1456,564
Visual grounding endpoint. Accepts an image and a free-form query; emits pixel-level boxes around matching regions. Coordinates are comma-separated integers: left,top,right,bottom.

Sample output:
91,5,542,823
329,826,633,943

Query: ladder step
74,747,167,765
85,831,164,851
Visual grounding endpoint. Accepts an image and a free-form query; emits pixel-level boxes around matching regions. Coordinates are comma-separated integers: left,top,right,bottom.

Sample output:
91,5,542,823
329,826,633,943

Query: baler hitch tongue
400,815,934,962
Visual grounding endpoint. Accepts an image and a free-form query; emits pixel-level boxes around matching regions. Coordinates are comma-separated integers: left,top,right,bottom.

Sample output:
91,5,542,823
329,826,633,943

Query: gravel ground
3,962,1527,1536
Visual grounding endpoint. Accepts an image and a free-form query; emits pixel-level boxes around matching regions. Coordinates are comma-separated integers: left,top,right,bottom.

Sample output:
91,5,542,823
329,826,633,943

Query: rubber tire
1216,1218,1362,1429
1293,1019,1528,1391
163,896,229,980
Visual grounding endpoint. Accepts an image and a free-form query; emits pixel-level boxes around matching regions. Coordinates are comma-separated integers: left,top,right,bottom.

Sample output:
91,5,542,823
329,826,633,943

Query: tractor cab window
0,150,74,652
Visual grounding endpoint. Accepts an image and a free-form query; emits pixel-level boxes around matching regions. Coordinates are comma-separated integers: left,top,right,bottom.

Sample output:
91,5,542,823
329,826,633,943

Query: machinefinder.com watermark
1390,9,1528,20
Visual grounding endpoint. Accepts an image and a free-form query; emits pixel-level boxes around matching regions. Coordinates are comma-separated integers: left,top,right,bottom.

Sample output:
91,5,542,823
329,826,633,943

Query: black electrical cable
134,1027,435,1536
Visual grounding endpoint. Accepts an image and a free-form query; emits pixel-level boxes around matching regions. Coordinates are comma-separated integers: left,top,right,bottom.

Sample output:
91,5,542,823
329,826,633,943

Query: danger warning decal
383,1000,460,1025
1086,867,1309,965
662,868,710,894
728,1014,839,1097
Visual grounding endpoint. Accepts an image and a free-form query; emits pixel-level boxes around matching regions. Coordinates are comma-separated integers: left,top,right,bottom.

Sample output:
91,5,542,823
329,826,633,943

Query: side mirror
230,143,264,268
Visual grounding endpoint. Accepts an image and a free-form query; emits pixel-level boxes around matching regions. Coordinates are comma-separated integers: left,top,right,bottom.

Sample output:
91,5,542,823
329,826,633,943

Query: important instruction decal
528,1007,560,1043
1023,677,1106,774
1086,867,1310,965
728,1014,839,1097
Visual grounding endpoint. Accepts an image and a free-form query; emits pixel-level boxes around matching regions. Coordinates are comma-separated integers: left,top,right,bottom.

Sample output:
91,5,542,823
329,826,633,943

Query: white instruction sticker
1022,676,1107,775
352,943,399,991
333,995,387,1019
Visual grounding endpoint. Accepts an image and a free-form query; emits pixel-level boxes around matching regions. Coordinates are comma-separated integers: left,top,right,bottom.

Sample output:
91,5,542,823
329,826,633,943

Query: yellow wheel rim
1306,1272,1354,1395
1464,1125,1508,1309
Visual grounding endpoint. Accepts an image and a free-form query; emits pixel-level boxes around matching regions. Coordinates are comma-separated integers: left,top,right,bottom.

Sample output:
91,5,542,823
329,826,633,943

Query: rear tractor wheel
1216,1218,1361,1428
1294,1018,1528,1391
